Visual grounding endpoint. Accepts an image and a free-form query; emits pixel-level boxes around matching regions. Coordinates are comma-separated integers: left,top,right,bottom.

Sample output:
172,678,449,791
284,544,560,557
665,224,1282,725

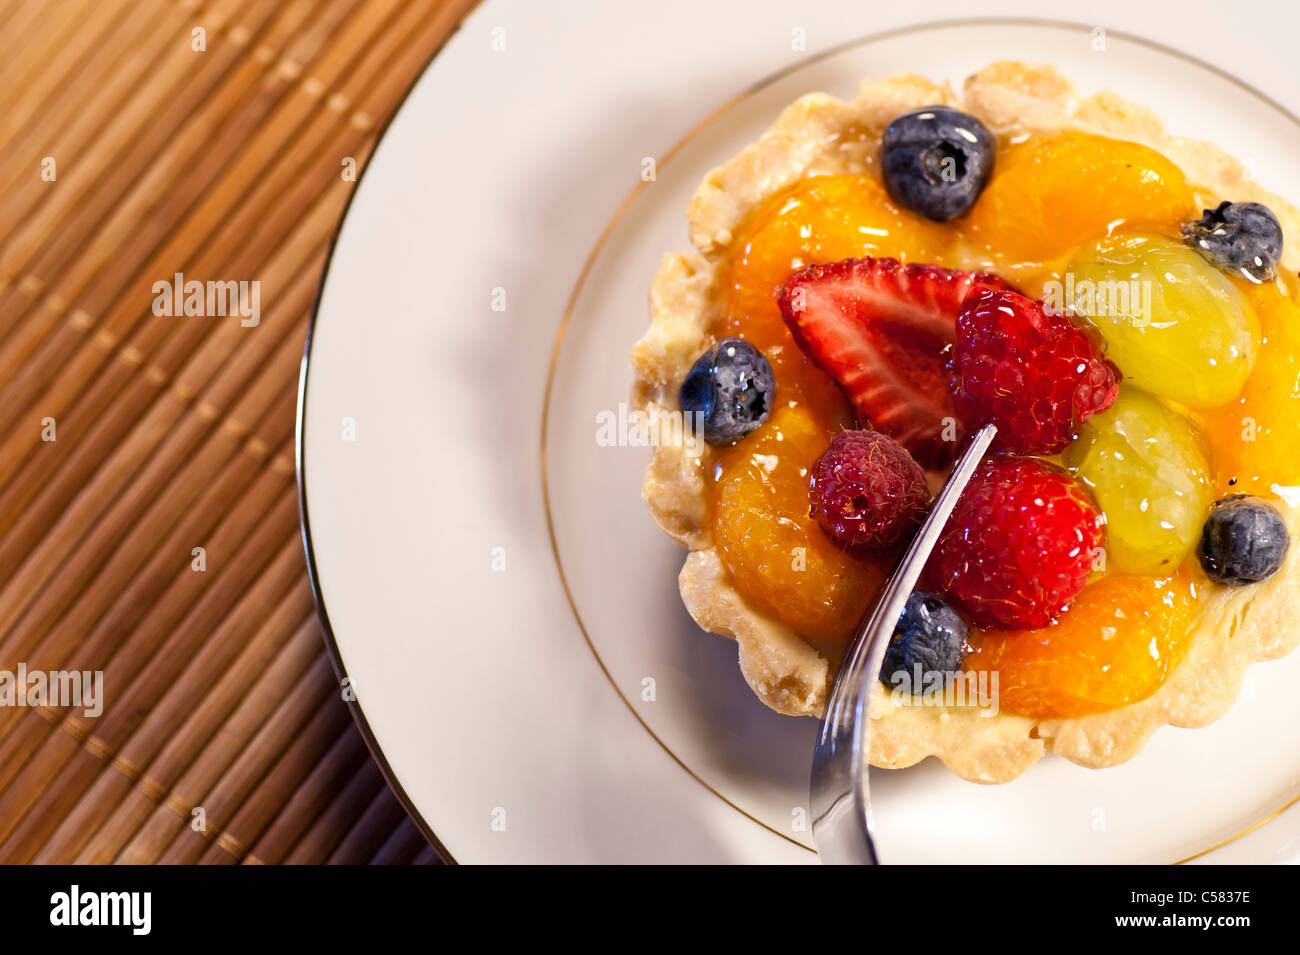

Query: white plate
299,1,1300,863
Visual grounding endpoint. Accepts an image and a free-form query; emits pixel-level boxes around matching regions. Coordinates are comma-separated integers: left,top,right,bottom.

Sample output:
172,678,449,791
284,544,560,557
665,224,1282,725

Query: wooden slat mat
0,0,473,864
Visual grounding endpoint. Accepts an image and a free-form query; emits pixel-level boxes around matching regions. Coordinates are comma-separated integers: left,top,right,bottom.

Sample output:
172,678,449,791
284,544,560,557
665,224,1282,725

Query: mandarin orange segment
720,174,954,425
712,403,888,644
1198,286,1300,495
963,572,1199,720
963,134,1198,269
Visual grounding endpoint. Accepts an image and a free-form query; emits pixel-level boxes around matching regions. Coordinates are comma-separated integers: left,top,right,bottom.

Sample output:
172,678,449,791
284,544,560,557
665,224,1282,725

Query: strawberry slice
777,256,1011,469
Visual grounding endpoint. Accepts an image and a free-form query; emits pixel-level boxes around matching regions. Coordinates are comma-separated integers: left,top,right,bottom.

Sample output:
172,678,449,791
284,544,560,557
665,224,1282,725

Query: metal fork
810,423,996,864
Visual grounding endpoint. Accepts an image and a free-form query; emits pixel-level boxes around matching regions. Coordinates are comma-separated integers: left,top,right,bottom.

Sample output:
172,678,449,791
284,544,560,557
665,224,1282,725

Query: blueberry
679,337,774,445
1196,495,1290,585
1183,201,1283,282
879,590,968,692
881,106,995,221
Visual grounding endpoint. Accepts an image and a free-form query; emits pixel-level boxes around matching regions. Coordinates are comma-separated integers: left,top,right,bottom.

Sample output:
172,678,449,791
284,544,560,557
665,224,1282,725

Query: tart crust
630,61,1300,783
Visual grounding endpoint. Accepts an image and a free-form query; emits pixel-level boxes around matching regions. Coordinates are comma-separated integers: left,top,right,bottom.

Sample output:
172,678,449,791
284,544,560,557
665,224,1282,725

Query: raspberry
927,457,1102,629
809,430,929,550
951,284,1120,454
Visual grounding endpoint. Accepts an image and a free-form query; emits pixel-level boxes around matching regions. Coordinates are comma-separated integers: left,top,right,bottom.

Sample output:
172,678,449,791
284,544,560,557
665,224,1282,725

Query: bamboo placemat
0,0,476,864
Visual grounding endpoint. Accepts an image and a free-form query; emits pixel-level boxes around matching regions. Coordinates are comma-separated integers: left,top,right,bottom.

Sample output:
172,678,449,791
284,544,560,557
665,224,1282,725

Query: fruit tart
630,61,1300,783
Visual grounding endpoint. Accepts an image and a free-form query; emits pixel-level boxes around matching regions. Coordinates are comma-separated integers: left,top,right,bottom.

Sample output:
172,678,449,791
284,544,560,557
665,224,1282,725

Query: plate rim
293,7,482,865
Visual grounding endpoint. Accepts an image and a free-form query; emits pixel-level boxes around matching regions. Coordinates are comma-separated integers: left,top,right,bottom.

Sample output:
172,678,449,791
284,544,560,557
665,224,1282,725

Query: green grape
1065,233,1259,407
1067,387,1212,575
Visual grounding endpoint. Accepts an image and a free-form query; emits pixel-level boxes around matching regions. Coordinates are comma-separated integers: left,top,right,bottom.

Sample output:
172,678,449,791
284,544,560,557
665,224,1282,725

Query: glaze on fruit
700,125,1298,721
720,175,953,428
1067,388,1213,575
965,134,1198,270
712,404,888,642
1068,233,1260,407
964,572,1198,720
